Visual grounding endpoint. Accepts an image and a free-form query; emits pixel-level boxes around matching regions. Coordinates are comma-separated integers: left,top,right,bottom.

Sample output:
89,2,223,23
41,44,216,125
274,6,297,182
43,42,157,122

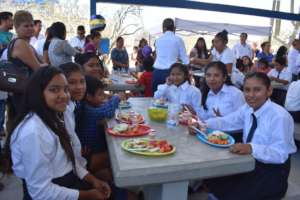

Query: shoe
0,182,4,191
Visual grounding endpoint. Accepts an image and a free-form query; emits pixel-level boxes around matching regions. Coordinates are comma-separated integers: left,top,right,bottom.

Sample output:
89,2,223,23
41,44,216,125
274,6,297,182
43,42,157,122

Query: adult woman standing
111,36,129,72
5,67,111,200
8,10,46,123
9,10,44,71
48,22,79,67
189,30,235,74
189,37,209,70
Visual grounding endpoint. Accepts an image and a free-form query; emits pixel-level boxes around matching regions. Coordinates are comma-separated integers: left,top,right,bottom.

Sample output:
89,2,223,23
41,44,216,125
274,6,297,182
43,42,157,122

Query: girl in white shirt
188,30,235,74
154,63,202,113
198,61,245,123
190,72,297,200
4,67,110,200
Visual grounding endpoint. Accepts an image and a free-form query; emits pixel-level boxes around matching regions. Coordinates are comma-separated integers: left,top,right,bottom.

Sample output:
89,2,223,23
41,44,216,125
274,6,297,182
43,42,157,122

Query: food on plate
102,78,112,85
112,123,129,133
125,139,173,153
116,111,144,124
207,131,229,145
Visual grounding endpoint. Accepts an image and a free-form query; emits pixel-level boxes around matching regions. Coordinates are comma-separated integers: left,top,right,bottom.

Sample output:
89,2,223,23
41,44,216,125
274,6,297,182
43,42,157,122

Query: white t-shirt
211,47,236,70
267,67,292,90
232,42,253,59
30,34,45,50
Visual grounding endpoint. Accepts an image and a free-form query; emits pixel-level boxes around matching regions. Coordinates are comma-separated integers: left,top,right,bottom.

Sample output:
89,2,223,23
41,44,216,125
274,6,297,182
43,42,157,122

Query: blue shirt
111,47,129,69
257,51,274,65
0,30,13,49
76,95,120,151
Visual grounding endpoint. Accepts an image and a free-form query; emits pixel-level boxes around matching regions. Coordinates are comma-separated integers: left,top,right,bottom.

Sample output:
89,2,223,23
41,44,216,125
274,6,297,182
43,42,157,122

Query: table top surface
105,73,144,92
106,98,255,187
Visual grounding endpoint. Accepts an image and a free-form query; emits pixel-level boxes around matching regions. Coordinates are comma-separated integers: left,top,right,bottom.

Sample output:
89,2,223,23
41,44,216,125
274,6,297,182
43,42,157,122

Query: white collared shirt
198,84,245,122
69,36,85,49
206,100,297,164
35,38,46,56
288,47,300,75
154,31,189,70
154,81,202,111
232,42,253,59
285,80,300,111
267,67,292,90
11,113,88,200
64,102,87,168
231,68,245,89
30,33,45,49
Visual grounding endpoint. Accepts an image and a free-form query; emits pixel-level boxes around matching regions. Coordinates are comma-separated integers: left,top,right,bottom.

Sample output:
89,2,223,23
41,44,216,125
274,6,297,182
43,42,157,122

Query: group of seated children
4,51,298,200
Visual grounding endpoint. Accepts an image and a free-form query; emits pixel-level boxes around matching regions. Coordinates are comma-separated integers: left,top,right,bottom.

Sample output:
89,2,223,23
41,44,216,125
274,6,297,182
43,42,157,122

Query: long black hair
4,67,76,173
201,61,233,110
194,37,209,59
50,22,66,40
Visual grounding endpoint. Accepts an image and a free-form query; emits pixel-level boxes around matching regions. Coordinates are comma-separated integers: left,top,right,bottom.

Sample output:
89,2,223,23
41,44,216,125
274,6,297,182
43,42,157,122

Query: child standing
154,63,202,113
137,56,154,97
190,72,297,200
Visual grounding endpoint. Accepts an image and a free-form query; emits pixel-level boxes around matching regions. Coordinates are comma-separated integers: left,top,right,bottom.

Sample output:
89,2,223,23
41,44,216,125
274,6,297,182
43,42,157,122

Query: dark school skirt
22,171,91,200
205,157,291,200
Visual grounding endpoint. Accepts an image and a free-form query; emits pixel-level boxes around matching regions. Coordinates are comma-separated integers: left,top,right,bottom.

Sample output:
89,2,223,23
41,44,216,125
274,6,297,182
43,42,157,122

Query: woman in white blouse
198,61,245,125
187,30,235,74
5,67,110,200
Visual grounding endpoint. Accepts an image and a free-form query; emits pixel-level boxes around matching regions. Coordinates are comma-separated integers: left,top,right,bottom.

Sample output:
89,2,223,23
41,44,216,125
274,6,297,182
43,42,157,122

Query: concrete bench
294,123,300,141
283,181,300,200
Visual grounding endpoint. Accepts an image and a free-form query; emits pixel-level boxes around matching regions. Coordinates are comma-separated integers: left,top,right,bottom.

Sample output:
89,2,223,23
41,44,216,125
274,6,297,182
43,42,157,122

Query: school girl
191,72,297,200
5,66,110,200
198,61,245,124
154,63,202,112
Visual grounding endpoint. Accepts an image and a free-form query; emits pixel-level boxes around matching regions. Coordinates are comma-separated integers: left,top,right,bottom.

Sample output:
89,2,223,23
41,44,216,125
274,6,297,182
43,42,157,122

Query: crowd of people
0,9,299,200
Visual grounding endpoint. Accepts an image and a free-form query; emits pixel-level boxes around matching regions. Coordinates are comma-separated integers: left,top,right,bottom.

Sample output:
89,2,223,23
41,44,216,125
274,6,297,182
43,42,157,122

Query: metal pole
91,0,97,16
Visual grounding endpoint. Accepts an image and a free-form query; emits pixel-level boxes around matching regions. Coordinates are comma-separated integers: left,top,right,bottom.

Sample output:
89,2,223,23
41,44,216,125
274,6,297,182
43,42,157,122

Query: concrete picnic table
105,73,144,92
106,97,255,200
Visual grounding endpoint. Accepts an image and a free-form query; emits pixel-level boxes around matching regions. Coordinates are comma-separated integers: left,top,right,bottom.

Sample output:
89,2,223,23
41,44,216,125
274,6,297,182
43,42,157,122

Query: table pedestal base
143,181,189,200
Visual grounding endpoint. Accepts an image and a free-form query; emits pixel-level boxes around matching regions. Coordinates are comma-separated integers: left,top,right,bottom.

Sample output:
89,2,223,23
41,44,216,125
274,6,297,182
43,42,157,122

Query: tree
272,0,300,47
103,5,144,52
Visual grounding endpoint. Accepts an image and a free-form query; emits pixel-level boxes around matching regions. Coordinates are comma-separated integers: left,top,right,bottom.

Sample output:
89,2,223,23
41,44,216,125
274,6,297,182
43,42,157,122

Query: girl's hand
87,189,108,200
92,179,111,199
182,104,196,115
229,143,252,155
166,76,172,85
213,107,222,117
188,121,207,135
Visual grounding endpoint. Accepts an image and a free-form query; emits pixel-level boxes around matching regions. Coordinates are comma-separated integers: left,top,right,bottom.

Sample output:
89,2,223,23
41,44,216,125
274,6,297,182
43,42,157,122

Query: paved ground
1,147,300,200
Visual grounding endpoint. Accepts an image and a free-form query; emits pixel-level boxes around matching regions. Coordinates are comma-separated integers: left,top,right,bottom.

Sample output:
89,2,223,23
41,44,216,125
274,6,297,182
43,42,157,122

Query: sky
76,0,300,29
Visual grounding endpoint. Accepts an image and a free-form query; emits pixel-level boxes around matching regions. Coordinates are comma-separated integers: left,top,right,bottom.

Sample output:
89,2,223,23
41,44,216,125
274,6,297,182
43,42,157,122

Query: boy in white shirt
285,72,300,122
